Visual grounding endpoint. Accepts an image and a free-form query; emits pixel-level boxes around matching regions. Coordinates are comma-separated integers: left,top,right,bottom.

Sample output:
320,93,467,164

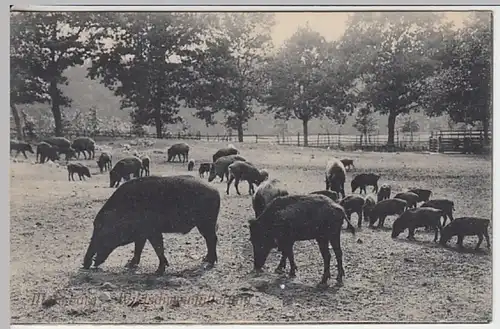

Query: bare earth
9,139,492,324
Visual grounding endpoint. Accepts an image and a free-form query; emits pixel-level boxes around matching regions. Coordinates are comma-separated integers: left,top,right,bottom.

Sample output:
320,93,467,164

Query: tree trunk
387,112,397,146
49,81,63,137
302,118,309,147
11,104,23,140
155,111,163,139
237,123,244,143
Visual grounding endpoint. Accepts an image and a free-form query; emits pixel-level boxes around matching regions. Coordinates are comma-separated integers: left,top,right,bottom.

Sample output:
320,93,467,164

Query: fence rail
11,128,491,154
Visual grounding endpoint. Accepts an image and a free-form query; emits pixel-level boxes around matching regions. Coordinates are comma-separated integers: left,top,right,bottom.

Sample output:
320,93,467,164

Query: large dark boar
248,194,355,286
226,160,268,195
252,178,289,218
377,184,391,202
167,143,190,163
71,137,96,159
421,199,455,226
198,162,212,178
439,217,491,251
310,190,339,203
212,147,239,162
339,195,366,228
10,141,34,159
109,156,142,188
340,158,355,171
408,188,433,203
351,173,381,194
367,198,407,228
67,163,91,181
391,207,444,242
325,158,347,198
394,192,419,209
36,142,60,164
208,155,247,183
97,152,113,173
43,136,71,149
82,175,220,274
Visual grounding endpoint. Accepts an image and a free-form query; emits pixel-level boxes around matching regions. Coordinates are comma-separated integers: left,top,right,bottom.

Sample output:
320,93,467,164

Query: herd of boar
10,137,491,287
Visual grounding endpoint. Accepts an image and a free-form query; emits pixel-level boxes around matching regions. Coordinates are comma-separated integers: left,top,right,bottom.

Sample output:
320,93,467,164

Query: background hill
20,63,451,136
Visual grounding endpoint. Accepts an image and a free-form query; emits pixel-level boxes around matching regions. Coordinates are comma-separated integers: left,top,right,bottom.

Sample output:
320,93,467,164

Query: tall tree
262,25,352,146
10,12,100,137
339,12,449,146
88,13,207,138
399,115,420,141
353,105,378,144
188,13,275,142
423,12,493,145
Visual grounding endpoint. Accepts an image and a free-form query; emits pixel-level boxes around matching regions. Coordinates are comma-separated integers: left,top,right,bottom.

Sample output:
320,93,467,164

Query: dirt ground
9,138,492,324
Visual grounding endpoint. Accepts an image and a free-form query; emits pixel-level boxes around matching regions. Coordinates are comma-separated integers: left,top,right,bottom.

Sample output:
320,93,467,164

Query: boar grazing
67,163,91,181
212,147,239,162
97,152,113,173
408,188,433,203
71,137,96,159
439,217,491,251
340,158,355,171
82,175,220,274
10,141,35,159
187,159,195,171
167,143,190,163
391,207,444,242
208,155,247,183
421,199,455,226
310,190,339,202
351,173,381,194
363,195,376,222
109,156,142,188
227,161,269,195
36,142,60,164
368,198,407,228
377,184,391,202
140,155,151,177
248,194,355,286
340,195,366,228
394,192,419,209
325,158,346,198
252,178,289,218
198,162,212,178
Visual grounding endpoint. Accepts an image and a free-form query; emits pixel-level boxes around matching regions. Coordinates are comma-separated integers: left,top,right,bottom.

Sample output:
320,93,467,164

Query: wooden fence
429,130,491,154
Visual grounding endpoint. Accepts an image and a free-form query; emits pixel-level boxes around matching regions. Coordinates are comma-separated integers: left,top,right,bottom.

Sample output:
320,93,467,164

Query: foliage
399,115,420,134
422,12,492,143
353,105,378,136
87,12,208,138
262,24,353,146
188,13,275,142
338,12,450,145
10,12,101,136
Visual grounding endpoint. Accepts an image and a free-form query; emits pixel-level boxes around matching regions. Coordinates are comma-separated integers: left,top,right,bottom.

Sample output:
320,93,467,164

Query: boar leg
484,231,491,249
475,234,484,250
226,176,235,195
433,226,439,242
283,245,297,278
377,216,386,229
357,210,363,228
274,253,287,274
456,235,464,249
126,237,147,268
317,238,331,285
148,232,169,275
197,222,218,266
329,233,344,284
233,177,242,195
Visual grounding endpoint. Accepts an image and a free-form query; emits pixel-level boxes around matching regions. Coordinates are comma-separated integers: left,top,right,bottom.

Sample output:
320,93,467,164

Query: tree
262,25,353,146
423,12,492,145
88,13,207,138
353,105,378,144
188,13,275,142
10,12,100,136
339,12,449,146
399,115,420,141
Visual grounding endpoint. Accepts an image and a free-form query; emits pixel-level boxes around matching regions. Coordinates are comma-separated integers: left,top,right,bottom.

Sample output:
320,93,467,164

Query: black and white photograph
8,4,493,324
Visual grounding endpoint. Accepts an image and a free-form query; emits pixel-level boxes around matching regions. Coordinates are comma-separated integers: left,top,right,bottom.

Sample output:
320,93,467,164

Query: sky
270,11,470,47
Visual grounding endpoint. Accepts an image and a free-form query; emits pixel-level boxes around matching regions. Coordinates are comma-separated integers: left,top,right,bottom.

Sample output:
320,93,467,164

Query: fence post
337,134,340,148
255,135,258,143
317,134,320,147
297,132,300,146
327,134,330,146
277,135,280,144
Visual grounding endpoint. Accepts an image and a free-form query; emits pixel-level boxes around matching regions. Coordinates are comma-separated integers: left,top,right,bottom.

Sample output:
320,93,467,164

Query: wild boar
252,178,289,218
439,217,491,251
208,155,247,183
325,158,347,198
67,163,92,181
310,190,339,203
109,156,142,188
226,161,268,195
368,198,407,228
421,199,455,226
351,173,381,194
394,192,419,209
167,143,190,163
391,207,444,242
97,152,113,173
377,184,391,202
71,137,96,159
10,141,34,159
212,147,239,162
339,195,366,228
